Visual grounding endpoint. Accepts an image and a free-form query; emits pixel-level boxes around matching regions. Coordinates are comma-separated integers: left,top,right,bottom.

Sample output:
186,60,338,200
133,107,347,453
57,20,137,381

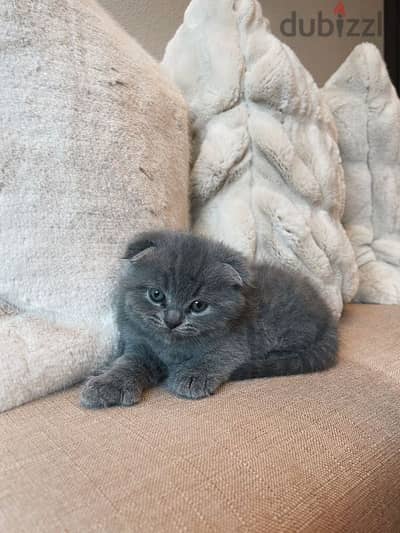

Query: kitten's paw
80,374,140,409
167,371,220,400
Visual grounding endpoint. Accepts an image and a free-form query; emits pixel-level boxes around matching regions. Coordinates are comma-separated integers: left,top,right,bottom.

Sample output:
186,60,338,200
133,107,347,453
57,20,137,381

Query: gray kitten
80,231,338,408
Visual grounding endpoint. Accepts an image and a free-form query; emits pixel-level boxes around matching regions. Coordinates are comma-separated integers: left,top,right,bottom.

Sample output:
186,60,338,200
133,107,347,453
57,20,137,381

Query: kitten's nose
164,309,183,330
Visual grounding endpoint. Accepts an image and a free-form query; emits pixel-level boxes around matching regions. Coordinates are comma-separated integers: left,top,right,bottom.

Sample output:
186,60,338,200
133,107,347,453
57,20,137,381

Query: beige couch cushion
1,305,399,532
0,0,189,413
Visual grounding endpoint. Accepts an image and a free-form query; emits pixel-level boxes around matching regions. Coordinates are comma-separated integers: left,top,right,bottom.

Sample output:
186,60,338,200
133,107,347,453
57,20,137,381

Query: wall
98,0,384,85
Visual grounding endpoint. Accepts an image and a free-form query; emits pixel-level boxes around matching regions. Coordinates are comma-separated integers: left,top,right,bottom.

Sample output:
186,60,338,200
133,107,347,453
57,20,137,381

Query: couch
2,1,400,531
2,304,400,532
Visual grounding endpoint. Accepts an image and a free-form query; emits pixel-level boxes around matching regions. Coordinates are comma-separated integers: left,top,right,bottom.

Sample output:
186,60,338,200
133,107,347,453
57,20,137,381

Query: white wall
99,0,384,85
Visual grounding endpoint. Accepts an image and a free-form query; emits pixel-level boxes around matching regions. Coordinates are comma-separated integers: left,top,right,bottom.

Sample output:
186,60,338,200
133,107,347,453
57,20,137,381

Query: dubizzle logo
281,2,383,38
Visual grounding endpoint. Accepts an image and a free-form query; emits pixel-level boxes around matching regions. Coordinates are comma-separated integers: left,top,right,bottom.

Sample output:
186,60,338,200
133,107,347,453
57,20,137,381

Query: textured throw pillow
323,43,400,304
162,0,358,319
0,0,189,412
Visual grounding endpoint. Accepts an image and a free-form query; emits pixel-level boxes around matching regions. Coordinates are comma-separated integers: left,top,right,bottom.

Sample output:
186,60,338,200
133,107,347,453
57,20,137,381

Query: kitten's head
121,231,251,341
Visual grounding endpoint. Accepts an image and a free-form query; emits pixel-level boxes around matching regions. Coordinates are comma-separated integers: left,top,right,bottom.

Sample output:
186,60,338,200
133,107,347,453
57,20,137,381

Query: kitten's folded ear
123,231,165,263
222,255,252,289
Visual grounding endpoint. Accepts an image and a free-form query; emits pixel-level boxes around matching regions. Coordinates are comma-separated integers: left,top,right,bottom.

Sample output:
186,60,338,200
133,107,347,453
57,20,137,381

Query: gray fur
80,231,338,408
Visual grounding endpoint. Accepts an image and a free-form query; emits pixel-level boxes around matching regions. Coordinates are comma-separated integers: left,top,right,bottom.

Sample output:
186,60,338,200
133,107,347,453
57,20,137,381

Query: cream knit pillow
323,43,400,304
162,0,358,318
0,0,189,412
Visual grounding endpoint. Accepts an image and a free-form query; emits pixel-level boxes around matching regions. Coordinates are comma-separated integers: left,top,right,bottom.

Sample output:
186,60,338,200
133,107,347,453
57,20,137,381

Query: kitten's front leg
166,362,224,400
167,340,250,400
80,353,166,409
166,349,235,400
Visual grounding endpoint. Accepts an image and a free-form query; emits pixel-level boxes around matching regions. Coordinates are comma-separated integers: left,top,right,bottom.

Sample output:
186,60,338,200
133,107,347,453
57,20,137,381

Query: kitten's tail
230,324,338,380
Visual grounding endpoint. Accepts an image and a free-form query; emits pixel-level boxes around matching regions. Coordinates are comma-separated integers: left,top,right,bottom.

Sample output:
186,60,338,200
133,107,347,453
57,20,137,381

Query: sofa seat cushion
1,305,399,532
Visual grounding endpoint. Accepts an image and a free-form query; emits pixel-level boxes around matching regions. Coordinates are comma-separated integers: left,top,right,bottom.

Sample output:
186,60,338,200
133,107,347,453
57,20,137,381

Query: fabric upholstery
323,43,400,305
1,305,399,532
0,0,189,412
162,0,359,319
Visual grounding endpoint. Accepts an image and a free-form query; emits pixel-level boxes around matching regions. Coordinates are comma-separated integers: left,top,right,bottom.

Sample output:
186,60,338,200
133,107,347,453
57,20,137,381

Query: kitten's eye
190,300,208,314
148,288,165,304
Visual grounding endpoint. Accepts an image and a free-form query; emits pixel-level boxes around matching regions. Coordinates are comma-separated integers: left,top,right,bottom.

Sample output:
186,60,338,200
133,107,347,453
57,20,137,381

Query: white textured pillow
162,0,358,318
0,0,189,412
323,44,400,304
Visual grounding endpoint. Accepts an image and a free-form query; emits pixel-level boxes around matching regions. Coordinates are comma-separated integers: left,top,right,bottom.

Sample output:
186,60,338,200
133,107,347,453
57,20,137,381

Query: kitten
80,231,338,408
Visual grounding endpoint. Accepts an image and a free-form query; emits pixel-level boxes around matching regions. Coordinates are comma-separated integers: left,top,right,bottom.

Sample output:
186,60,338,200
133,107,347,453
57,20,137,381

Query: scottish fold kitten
80,231,338,408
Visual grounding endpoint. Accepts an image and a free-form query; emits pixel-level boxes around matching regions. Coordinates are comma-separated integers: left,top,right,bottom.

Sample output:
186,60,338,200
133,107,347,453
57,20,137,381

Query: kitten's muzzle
164,309,183,330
